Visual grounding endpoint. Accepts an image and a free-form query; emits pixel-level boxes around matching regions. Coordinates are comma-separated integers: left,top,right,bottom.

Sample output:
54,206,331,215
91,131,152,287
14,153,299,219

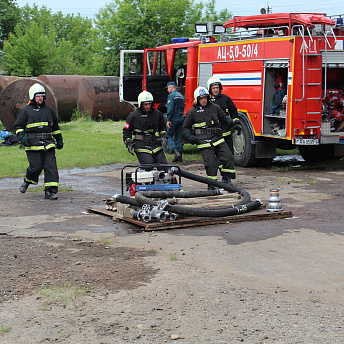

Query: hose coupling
255,199,264,207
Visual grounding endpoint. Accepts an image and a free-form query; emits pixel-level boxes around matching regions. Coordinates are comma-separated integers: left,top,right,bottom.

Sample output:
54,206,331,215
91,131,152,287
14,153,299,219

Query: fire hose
113,168,262,219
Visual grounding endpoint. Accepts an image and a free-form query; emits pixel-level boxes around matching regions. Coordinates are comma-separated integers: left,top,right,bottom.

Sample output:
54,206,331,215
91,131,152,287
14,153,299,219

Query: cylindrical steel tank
0,76,21,94
77,76,134,121
0,78,57,131
37,75,92,122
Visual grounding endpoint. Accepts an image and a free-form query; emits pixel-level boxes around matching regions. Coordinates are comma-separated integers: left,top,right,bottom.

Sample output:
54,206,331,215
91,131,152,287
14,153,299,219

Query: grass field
1,118,343,179
0,118,200,179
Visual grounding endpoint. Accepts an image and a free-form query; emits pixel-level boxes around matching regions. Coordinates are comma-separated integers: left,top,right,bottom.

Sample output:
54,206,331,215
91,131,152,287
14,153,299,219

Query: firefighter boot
222,177,234,193
45,189,58,200
221,177,231,184
172,149,182,162
20,181,30,193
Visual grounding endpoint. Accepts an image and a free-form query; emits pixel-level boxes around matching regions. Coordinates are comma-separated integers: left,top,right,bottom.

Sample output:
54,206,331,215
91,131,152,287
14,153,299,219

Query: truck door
119,50,144,106
144,49,170,106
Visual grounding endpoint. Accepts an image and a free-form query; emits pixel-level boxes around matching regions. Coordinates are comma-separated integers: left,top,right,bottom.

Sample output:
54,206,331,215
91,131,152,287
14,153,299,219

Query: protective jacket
123,107,167,164
183,102,232,149
210,93,239,138
14,101,62,151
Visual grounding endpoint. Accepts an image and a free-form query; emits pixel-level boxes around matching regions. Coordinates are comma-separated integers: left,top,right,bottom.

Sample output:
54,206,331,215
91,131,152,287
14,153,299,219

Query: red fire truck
119,13,344,166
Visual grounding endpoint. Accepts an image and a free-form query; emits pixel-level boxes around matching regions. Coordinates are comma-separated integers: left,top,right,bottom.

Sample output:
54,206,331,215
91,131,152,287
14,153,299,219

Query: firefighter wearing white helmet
207,76,241,163
183,86,236,189
123,91,168,166
13,83,63,200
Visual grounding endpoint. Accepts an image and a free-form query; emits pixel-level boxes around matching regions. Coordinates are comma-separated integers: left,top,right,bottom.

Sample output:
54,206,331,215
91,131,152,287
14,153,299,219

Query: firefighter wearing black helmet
207,76,241,154
182,87,236,187
123,91,168,166
13,83,63,200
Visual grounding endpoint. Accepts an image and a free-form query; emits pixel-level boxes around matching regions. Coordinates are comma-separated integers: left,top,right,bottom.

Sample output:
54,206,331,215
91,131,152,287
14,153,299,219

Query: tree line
0,0,231,77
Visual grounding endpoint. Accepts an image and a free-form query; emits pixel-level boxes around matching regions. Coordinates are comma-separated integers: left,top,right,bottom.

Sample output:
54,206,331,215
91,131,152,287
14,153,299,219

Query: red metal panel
213,60,263,73
199,38,292,64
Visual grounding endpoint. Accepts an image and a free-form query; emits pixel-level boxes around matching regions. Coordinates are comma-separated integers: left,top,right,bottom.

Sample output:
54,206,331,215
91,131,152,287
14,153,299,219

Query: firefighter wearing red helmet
207,76,241,155
182,87,236,188
13,83,63,200
123,91,168,166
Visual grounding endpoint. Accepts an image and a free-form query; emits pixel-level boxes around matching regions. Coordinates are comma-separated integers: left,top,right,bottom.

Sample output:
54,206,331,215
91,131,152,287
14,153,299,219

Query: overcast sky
15,0,344,20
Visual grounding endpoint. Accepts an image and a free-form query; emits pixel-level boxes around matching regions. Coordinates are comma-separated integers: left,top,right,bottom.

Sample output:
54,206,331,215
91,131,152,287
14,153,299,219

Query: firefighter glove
17,131,29,147
125,139,135,156
183,129,197,144
158,137,168,152
56,137,64,150
232,123,242,135
188,135,197,144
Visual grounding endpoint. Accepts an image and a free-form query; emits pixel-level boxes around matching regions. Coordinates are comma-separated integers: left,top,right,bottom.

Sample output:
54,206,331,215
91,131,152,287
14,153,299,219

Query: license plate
294,139,319,145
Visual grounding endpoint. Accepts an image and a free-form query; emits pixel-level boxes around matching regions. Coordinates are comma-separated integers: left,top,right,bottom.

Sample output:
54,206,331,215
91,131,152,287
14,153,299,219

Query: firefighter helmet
138,91,154,108
29,83,46,101
207,76,223,93
194,86,209,103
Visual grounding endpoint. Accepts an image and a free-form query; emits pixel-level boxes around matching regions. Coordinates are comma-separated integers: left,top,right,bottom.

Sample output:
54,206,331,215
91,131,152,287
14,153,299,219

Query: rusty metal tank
0,75,21,94
0,78,57,131
77,76,134,121
37,75,92,122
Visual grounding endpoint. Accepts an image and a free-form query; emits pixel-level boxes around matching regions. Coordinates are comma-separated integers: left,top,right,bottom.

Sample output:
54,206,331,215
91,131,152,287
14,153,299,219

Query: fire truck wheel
233,118,258,167
298,144,335,162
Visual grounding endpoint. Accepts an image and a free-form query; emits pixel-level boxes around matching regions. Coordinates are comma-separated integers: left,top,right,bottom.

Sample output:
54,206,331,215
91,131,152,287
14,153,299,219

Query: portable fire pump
122,165,181,197
120,12,344,165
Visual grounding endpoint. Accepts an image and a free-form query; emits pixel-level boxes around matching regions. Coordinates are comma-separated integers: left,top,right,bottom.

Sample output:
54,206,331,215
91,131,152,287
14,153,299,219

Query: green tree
94,0,230,76
4,22,52,75
0,0,20,50
200,0,231,22
3,5,101,76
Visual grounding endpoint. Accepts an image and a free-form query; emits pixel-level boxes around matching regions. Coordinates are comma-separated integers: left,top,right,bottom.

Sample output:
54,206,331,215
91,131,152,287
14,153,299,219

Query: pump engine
322,89,344,131
125,169,181,196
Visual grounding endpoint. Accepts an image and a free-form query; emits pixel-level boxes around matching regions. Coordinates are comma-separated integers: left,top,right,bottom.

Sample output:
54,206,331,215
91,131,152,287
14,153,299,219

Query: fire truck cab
120,13,344,166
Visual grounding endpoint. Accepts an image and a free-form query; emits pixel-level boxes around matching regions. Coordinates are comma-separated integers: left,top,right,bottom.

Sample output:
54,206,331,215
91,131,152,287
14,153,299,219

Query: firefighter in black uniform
14,83,63,200
182,86,236,187
207,76,241,154
123,91,168,167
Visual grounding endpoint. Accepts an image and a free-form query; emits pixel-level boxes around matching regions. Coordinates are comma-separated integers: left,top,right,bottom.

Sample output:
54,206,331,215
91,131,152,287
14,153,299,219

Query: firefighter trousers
167,116,184,154
224,134,234,153
135,146,168,169
200,142,236,180
24,149,59,193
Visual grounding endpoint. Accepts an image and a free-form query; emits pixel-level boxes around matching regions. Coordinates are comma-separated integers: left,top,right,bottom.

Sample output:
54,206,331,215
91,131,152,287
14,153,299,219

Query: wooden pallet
87,206,293,231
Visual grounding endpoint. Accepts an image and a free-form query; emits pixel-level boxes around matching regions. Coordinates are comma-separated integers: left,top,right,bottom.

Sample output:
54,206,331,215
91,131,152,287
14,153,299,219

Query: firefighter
166,81,185,162
182,87,236,187
207,76,241,153
14,83,63,200
123,91,168,167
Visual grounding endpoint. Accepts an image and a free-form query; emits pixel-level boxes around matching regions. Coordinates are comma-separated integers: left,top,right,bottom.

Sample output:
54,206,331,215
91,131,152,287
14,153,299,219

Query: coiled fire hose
114,168,262,218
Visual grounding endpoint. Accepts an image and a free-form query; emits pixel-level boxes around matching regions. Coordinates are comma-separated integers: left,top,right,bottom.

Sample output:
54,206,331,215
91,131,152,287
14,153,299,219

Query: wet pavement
1,156,343,241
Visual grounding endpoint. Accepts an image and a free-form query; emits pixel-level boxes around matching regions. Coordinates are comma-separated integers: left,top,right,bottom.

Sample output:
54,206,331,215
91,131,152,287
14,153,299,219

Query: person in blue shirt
166,81,185,162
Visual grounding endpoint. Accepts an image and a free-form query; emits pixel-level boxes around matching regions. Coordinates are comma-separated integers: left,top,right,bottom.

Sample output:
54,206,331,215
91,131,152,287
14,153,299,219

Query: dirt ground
0,159,344,343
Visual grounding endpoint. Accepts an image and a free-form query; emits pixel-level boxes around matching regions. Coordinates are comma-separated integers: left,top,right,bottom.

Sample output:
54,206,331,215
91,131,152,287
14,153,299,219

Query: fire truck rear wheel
233,118,258,167
298,144,335,162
